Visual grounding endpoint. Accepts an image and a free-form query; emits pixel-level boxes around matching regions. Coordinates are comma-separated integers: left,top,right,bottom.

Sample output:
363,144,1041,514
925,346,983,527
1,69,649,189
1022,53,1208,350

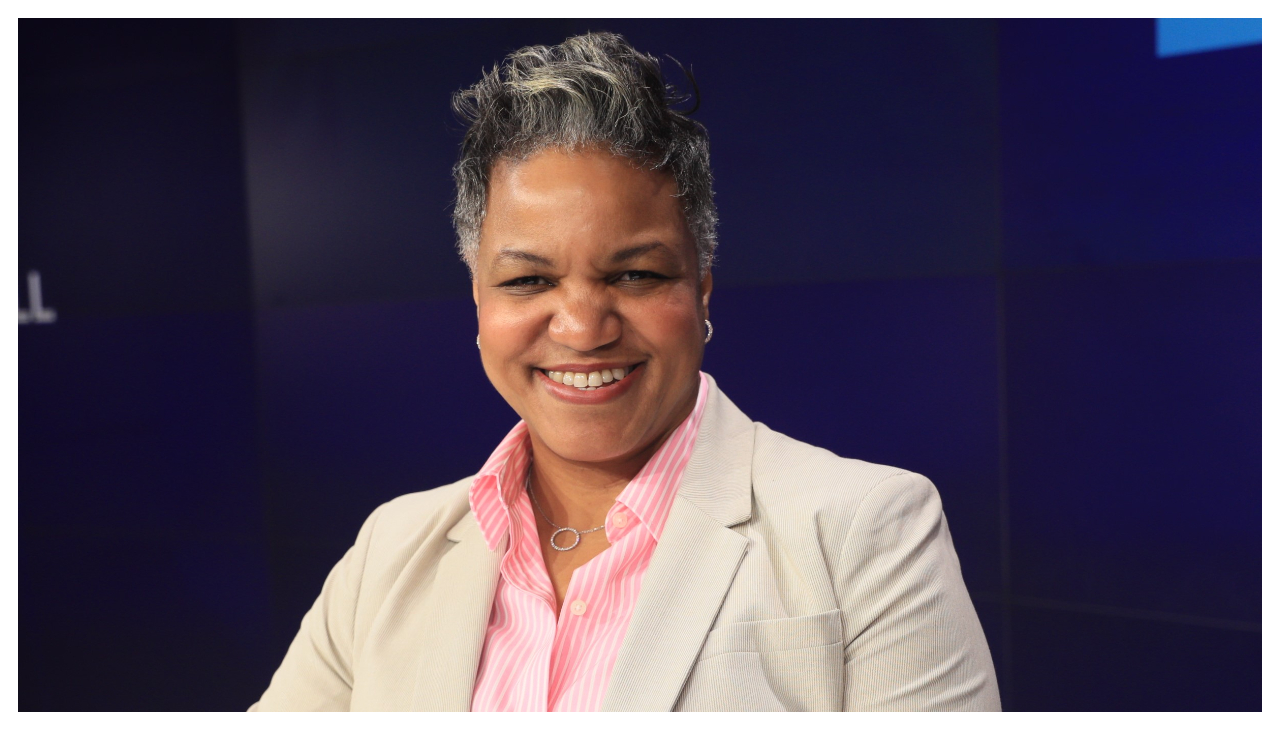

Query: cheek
477,299,543,374
622,292,702,356
481,306,537,339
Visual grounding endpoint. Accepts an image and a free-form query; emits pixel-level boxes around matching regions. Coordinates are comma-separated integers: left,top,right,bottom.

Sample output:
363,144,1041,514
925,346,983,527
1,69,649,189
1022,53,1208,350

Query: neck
524,429,664,528
525,384,698,527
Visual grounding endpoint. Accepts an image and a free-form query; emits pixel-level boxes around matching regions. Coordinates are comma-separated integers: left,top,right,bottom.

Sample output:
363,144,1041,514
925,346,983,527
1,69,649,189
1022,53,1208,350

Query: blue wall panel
1009,606,1260,710
254,298,510,552
19,20,251,317
19,20,266,710
19,313,268,710
1006,261,1260,622
1157,18,1262,58
20,313,262,537
999,19,1261,270
20,535,275,710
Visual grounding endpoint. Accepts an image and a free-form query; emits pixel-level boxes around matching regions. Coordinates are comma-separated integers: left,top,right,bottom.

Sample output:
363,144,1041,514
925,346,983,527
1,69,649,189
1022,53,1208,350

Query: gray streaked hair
450,31,717,276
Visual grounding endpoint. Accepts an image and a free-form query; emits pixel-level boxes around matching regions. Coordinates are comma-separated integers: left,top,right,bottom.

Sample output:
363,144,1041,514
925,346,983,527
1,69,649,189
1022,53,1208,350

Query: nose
547,286,621,352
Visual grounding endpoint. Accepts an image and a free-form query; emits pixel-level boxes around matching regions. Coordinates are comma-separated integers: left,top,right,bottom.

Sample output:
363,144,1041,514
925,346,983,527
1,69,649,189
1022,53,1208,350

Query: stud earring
704,319,713,344
476,335,480,349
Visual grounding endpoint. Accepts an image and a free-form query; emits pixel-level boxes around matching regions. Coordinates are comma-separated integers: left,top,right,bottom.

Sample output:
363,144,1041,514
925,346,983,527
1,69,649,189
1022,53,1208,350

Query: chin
533,427,644,464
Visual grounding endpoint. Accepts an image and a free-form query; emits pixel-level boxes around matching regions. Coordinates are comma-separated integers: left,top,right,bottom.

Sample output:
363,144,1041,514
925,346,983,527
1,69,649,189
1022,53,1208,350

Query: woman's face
473,146,711,466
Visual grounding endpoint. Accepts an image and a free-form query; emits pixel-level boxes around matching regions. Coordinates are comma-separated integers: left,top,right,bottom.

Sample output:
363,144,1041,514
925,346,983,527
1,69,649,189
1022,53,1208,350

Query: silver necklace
525,468,606,551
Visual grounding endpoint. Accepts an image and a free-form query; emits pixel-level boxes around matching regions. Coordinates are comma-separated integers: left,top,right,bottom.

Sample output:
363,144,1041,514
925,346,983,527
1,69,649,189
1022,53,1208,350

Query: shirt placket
503,488,560,710
546,512,643,710
548,556,602,710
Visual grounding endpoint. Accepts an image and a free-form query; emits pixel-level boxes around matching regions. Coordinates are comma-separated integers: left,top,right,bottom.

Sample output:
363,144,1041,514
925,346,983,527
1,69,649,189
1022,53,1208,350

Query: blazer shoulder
750,422,926,516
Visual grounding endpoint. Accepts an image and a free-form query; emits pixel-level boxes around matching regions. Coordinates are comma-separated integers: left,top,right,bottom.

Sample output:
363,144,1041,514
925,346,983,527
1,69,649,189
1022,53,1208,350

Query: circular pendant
550,527,581,551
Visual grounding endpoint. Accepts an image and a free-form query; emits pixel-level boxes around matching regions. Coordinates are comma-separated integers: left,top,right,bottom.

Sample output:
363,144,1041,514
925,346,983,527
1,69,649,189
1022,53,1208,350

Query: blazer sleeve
836,472,1001,711
248,504,383,711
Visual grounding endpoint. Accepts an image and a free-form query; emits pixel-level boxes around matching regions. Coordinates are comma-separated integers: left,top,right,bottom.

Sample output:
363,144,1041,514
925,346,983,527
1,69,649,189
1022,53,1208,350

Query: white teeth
543,366,636,388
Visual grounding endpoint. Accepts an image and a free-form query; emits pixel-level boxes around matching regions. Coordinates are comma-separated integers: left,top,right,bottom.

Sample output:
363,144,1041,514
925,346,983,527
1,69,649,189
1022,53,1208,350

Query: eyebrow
491,248,554,270
610,242,671,264
491,242,673,270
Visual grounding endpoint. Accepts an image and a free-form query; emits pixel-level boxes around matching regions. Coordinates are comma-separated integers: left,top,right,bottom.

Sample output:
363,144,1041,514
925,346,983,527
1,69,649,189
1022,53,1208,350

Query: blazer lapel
602,376,756,711
409,511,502,711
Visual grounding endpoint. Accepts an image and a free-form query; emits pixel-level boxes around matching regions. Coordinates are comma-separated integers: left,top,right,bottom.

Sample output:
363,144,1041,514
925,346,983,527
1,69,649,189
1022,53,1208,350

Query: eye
616,270,667,283
497,275,552,289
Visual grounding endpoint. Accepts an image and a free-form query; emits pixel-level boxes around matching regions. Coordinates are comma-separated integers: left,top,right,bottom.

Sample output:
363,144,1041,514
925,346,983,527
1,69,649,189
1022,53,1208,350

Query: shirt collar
467,421,532,551
611,371,709,542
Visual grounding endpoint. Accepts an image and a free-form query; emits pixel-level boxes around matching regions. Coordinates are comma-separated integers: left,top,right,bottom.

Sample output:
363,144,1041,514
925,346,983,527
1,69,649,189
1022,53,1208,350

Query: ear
472,272,480,308
699,269,713,319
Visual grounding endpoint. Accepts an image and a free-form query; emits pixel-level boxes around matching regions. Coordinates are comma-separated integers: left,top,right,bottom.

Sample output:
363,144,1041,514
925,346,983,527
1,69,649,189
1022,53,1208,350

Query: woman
251,31,999,712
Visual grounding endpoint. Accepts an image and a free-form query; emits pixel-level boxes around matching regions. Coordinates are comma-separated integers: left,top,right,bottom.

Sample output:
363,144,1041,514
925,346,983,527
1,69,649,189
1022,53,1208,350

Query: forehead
480,147,691,259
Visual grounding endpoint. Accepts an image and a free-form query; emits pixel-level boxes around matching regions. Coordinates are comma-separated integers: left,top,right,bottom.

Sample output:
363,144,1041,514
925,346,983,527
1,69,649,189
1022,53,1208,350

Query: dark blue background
18,19,1260,710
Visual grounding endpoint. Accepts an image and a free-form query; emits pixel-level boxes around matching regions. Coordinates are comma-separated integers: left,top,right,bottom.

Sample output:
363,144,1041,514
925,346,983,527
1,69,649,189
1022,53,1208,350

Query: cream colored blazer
251,375,1001,711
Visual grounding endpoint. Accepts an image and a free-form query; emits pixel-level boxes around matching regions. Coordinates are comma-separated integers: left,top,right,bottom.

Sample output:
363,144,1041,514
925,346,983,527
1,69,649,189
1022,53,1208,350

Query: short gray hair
450,31,717,275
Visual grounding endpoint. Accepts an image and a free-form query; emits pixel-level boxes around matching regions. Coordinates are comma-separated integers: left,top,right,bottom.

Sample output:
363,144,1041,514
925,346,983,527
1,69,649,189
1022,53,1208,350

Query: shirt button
612,513,628,529
570,600,587,616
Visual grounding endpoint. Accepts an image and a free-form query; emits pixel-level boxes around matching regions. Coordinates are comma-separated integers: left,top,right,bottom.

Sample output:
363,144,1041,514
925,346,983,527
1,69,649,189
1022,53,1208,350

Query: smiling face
473,146,712,467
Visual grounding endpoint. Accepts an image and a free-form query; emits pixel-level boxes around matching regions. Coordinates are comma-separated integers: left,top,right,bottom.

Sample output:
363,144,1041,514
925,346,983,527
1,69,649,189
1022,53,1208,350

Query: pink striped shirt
468,372,710,712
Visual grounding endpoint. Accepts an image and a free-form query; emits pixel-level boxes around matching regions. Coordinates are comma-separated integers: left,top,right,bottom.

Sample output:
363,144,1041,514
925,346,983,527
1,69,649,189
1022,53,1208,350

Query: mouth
537,364,640,391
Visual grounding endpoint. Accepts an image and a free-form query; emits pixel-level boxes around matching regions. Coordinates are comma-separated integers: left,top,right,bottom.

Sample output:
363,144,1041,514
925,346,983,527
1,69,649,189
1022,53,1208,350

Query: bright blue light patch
1157,18,1261,57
